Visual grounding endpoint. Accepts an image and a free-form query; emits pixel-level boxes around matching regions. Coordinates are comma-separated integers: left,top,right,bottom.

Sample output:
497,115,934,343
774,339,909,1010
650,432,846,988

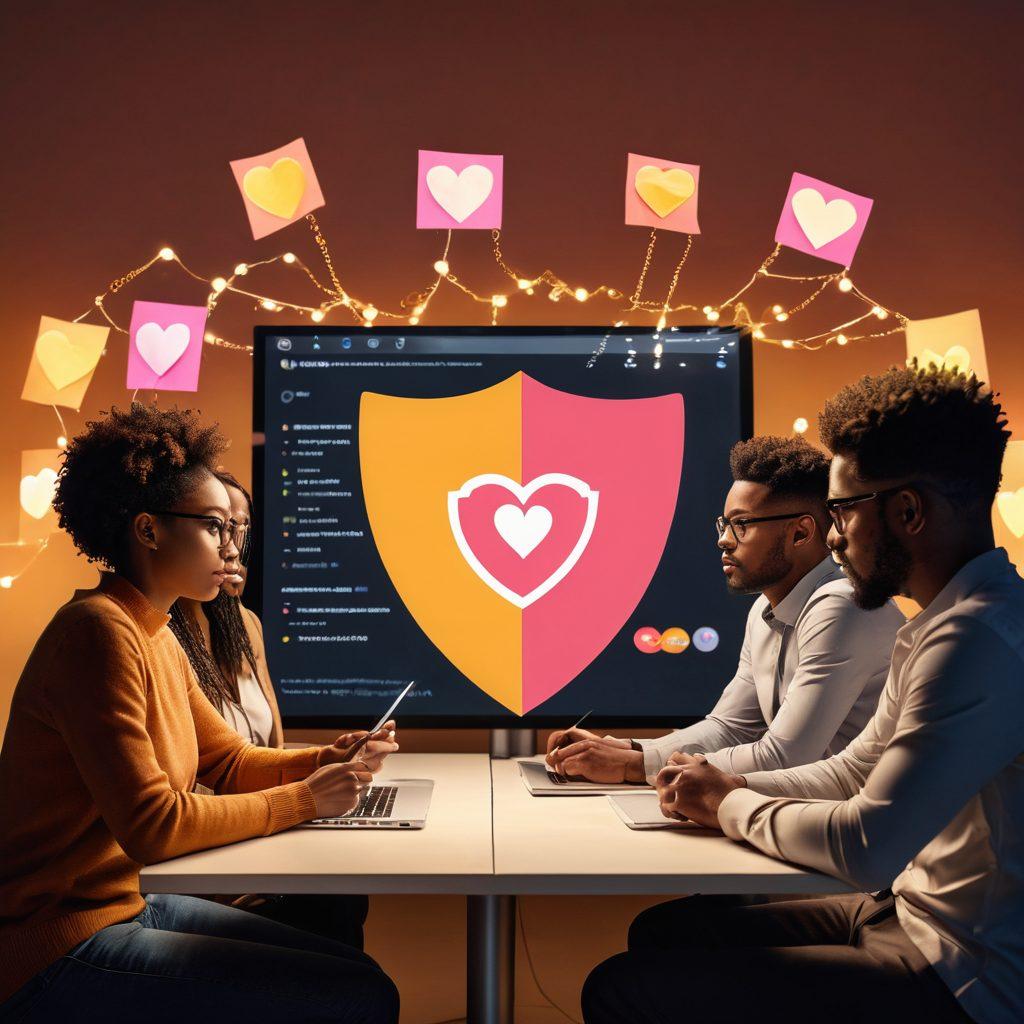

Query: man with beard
546,435,904,785
583,365,1021,1024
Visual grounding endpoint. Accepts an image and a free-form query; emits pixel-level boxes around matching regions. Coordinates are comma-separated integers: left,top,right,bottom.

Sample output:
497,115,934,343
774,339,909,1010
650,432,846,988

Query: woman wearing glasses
170,468,390,948
0,404,398,1023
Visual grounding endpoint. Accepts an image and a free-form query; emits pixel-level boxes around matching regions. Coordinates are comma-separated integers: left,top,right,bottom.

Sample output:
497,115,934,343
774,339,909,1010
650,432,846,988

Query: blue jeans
0,894,398,1023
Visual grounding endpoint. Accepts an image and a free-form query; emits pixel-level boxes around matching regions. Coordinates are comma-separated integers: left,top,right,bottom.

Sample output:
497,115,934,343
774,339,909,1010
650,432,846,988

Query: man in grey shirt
586,364,1016,1023
546,435,904,784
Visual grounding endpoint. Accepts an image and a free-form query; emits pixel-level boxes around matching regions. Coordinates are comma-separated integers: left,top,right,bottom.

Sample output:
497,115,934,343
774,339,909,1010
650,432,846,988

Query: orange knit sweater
0,574,321,1002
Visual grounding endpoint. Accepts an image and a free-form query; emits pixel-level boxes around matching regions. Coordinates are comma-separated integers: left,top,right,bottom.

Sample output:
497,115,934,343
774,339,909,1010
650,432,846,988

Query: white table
141,753,850,1024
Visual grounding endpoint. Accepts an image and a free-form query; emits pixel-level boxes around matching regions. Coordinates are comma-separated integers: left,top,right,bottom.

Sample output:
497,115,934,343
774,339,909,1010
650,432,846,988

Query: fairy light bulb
211,277,227,293
433,260,449,276
0,576,12,589
158,247,175,261
492,295,508,308
836,333,848,346
702,305,713,315
260,298,277,310
608,290,620,300
707,310,720,322
518,279,531,290
57,435,67,448
782,339,795,349
234,263,248,276
409,316,419,325
753,328,765,340
775,311,789,322
204,332,216,342
310,309,324,322
282,252,296,264
364,306,379,321
838,276,854,293
793,417,809,434
575,287,589,302
771,303,783,314
363,319,373,328
872,306,888,319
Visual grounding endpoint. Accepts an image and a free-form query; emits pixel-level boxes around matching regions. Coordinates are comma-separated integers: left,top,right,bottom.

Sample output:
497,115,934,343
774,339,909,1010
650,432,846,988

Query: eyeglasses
824,482,920,534
715,511,810,543
152,510,250,551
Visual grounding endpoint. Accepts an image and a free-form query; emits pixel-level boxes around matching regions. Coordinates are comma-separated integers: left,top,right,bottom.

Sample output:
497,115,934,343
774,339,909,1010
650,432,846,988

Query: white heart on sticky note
135,322,190,376
425,164,494,223
791,187,858,249
20,468,58,520
493,503,553,559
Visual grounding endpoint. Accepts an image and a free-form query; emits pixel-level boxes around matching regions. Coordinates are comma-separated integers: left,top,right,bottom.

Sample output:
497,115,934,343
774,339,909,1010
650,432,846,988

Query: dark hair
730,435,831,503
818,362,1011,512
169,468,259,716
54,403,227,571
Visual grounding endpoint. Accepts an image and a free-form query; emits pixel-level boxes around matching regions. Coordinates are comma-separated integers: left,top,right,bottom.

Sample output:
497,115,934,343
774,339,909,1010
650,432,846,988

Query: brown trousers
582,892,973,1024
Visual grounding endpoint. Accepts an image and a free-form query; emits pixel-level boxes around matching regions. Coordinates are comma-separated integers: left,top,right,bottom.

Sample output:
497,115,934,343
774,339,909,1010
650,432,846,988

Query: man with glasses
584,365,1021,1024
547,435,904,785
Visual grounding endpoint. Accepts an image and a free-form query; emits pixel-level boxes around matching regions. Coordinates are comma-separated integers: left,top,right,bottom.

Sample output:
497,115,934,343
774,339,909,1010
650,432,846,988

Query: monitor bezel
252,325,754,729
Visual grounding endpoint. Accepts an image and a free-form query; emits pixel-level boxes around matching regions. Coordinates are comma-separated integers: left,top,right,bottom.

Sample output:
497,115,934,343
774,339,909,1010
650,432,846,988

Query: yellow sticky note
19,449,63,542
21,317,109,410
904,309,988,385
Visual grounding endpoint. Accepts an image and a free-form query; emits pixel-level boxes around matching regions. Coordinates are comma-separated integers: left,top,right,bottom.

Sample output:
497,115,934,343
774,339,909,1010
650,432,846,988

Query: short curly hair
730,435,831,506
54,403,229,570
818,362,1011,511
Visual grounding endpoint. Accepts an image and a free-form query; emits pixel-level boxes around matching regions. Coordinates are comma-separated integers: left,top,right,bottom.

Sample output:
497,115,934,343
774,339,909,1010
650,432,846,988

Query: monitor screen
253,326,753,728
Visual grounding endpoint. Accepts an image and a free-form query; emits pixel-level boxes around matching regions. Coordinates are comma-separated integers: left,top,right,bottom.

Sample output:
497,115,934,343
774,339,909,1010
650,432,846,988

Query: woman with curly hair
0,404,399,1023
170,468,382,949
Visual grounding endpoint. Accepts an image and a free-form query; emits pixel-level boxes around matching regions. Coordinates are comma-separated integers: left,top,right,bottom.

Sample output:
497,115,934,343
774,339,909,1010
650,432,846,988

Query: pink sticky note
625,153,701,234
416,150,503,229
229,137,325,240
126,301,207,392
775,172,873,266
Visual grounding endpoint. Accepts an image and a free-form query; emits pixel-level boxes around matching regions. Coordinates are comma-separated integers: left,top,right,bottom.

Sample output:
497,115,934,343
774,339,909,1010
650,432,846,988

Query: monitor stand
488,728,536,759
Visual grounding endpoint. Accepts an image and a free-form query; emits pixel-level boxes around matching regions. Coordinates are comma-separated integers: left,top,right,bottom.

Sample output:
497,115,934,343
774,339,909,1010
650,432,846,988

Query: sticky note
905,309,988,385
21,316,109,411
126,301,207,392
19,448,62,541
995,441,1024,563
625,153,701,234
230,138,325,239
775,172,873,266
417,150,503,229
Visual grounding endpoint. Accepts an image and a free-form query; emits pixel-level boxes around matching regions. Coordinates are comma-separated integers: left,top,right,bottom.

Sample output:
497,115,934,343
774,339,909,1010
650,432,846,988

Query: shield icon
360,373,684,714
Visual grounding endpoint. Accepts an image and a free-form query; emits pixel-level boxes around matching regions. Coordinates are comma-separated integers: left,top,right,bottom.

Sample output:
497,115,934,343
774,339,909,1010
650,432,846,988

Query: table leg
467,894,515,1024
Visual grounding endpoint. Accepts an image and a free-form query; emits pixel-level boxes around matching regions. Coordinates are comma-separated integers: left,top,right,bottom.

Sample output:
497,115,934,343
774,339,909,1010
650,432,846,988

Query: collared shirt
635,556,905,782
719,549,1024,1024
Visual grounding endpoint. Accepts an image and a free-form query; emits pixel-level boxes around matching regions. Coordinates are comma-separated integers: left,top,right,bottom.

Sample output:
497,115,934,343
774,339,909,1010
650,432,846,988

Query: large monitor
253,326,752,728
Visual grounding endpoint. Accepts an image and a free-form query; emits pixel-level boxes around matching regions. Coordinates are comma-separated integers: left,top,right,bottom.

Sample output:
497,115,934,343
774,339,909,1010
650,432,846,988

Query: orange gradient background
1,4,1022,1020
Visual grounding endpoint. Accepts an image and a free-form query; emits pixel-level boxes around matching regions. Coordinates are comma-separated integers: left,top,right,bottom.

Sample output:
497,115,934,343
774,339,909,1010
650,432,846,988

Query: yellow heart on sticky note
35,329,99,391
917,345,971,374
242,158,307,219
997,488,1024,539
634,166,696,218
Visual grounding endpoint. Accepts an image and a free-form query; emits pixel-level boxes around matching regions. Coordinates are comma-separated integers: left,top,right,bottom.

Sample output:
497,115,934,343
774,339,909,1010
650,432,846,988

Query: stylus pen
553,709,594,752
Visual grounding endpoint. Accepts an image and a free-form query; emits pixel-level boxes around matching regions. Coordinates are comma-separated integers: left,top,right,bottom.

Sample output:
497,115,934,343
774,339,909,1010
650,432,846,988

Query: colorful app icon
659,627,690,654
634,626,662,653
693,626,719,653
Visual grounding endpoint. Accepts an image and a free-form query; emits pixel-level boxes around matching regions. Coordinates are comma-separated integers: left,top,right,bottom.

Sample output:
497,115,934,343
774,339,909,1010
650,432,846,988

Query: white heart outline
448,472,599,609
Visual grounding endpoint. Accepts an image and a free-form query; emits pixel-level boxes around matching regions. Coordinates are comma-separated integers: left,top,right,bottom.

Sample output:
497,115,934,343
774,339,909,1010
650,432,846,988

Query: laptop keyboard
546,770,571,784
313,785,399,824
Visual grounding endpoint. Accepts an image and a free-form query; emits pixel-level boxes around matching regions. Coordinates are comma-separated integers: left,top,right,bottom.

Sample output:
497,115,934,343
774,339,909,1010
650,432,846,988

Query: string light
838,276,854,293
782,339,795,349
575,287,589,302
0,577,12,589
310,309,324,322
282,252,296,264
56,435,67,448
836,333,848,345
433,260,449,276
211,277,227,293
492,294,508,308
158,247,175,261
793,417,809,434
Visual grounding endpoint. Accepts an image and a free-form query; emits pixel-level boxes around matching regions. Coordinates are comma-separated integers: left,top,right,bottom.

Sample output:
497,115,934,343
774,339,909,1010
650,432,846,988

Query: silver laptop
607,791,698,830
517,758,644,796
303,778,433,829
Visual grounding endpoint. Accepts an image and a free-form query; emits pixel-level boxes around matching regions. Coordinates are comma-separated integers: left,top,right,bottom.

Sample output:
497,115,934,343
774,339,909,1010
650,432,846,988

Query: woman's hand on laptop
656,753,746,828
546,734,646,783
305,762,374,818
318,722,400,773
